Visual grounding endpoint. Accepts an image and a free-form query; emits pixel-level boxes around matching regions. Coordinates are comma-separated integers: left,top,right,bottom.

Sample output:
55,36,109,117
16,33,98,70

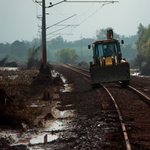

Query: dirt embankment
0,65,63,129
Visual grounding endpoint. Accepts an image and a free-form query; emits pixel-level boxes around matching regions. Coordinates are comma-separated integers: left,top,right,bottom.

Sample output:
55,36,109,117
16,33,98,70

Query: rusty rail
61,64,132,150
69,64,150,106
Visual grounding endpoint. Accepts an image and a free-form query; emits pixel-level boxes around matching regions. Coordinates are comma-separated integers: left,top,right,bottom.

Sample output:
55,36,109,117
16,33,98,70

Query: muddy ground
0,64,150,149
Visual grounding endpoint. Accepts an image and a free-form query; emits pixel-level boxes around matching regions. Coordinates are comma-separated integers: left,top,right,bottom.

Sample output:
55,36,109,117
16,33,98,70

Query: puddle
0,67,18,71
29,134,58,145
131,72,140,76
10,118,70,147
59,110,75,118
65,104,74,107
8,75,18,79
1,69,75,148
0,75,18,80
8,101,76,148
28,104,46,108
60,83,73,92
130,69,150,78
28,104,39,108
44,119,64,131
60,74,73,92
52,70,73,92
51,103,75,119
12,133,58,146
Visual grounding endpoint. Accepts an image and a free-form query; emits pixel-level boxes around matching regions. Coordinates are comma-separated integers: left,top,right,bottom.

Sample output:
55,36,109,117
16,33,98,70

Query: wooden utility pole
42,0,47,69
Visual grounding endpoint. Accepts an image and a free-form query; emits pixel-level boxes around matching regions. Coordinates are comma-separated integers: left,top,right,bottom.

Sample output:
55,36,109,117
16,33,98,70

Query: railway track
66,64,150,105
63,64,150,102
61,64,150,150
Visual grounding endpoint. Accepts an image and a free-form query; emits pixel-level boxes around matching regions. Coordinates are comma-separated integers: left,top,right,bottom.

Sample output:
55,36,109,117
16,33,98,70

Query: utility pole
42,0,47,69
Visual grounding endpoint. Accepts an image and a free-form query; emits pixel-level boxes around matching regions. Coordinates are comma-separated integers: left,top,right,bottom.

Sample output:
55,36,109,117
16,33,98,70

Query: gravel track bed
105,82,150,150
54,65,150,150
44,64,125,150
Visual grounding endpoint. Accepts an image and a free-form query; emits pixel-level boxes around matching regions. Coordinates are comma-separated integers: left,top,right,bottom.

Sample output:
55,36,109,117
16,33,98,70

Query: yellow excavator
88,29,130,87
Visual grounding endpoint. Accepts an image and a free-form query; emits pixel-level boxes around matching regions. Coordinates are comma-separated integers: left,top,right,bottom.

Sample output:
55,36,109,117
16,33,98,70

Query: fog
0,0,150,43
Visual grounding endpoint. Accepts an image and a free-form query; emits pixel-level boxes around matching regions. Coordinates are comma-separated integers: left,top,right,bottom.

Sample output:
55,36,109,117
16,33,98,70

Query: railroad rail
67,64,150,105
61,64,150,149
61,64,132,150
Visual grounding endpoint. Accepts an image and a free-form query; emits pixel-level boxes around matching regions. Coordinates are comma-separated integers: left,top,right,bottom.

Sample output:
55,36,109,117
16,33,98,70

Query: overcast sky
0,0,150,44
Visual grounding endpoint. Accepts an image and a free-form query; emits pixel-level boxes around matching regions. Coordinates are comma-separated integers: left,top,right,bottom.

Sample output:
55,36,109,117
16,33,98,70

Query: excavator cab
89,29,130,87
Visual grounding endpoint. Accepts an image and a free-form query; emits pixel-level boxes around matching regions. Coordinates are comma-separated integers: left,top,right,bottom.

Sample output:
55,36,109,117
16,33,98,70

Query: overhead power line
47,33,73,39
46,14,77,30
47,26,72,35
66,0,118,2
48,0,118,8
33,0,119,68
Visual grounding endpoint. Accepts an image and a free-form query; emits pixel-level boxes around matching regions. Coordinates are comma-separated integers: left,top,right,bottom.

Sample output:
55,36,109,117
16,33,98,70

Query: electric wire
47,26,69,35
79,4,103,25
82,2,94,16
52,7,66,17
63,3,104,38
46,14,77,29
64,1,114,38
33,0,116,40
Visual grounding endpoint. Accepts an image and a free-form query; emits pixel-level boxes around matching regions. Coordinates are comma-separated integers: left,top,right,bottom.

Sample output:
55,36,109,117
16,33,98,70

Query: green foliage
0,43,10,53
132,23,150,74
6,54,20,61
10,40,27,58
0,56,18,67
54,47,79,63
0,53,20,62
26,46,42,69
136,23,150,57
0,29,137,64
121,43,136,62
27,46,42,60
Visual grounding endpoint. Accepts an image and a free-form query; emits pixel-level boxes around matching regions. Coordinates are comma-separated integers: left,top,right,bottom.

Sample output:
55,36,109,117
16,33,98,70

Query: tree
0,43,10,54
135,24,150,59
54,47,79,63
10,40,27,59
27,46,42,60
47,36,66,49
121,43,136,61
145,38,150,59
26,46,42,69
133,23,150,74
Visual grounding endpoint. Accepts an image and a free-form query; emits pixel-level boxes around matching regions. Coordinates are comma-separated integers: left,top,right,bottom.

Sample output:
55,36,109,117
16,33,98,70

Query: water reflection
52,70,73,92
44,119,64,131
8,75,18,79
131,72,140,76
0,67,18,71
29,134,58,145
60,83,73,92
1,69,75,148
51,104,75,119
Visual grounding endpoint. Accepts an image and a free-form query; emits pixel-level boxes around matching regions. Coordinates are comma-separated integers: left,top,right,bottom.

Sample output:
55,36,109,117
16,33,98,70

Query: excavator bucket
90,63,130,85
